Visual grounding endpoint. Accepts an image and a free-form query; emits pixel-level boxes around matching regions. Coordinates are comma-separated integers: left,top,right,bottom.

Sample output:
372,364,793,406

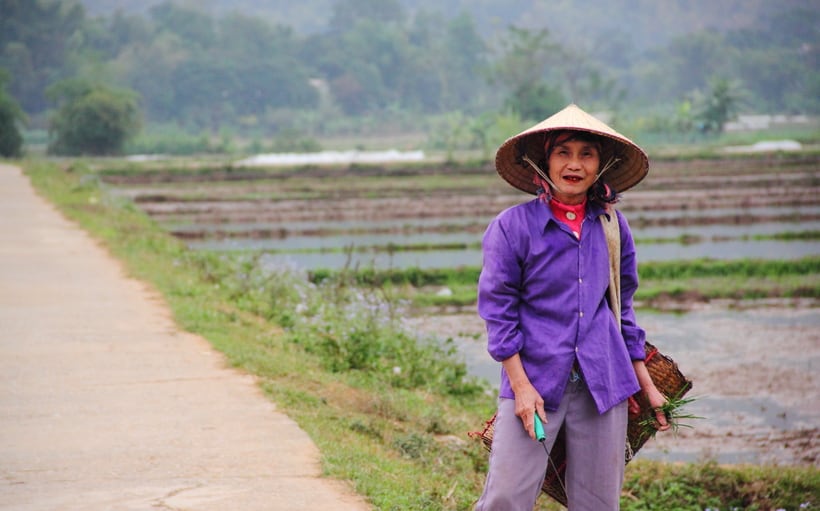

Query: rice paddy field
96,151,820,468
104,155,819,270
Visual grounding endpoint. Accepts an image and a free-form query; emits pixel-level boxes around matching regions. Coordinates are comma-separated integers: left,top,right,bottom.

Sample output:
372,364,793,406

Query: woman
475,104,669,510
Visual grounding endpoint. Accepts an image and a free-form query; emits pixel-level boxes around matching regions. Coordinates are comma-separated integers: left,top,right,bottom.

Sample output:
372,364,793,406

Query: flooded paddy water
104,153,820,466
406,305,819,466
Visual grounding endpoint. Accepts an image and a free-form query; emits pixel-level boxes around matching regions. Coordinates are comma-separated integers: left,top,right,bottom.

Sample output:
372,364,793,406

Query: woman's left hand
632,359,671,432
644,386,670,431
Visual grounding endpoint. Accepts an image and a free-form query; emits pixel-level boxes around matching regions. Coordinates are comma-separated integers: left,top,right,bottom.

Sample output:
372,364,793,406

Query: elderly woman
475,104,669,510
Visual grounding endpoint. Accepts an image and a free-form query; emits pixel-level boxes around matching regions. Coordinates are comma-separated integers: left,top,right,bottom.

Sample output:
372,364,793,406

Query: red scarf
549,198,586,239
534,174,586,239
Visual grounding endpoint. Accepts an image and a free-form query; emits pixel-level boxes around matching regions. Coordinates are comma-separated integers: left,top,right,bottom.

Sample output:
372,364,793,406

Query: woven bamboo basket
470,341,692,507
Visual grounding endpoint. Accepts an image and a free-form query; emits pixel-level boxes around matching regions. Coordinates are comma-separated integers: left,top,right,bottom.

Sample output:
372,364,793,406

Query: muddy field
106,156,819,231
407,301,819,467
101,154,820,467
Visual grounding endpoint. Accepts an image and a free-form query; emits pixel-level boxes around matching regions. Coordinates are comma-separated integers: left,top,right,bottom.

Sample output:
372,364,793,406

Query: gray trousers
475,375,628,510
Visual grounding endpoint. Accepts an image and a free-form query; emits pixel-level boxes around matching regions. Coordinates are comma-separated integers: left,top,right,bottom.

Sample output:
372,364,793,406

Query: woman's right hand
502,354,547,440
513,382,547,440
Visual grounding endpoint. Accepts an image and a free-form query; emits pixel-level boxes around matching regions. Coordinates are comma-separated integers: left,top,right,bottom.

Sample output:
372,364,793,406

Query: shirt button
578,278,583,283
579,311,584,318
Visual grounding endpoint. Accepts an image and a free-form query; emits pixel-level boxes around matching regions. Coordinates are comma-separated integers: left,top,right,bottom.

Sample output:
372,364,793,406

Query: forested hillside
77,0,800,50
75,1,820,99
1,0,817,156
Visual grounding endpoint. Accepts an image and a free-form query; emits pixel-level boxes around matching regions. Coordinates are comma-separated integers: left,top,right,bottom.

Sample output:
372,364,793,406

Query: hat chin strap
522,155,620,196
595,157,620,184
521,155,563,195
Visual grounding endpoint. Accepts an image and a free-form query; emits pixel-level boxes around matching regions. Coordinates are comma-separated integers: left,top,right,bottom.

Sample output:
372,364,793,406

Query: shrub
47,80,141,156
0,70,25,157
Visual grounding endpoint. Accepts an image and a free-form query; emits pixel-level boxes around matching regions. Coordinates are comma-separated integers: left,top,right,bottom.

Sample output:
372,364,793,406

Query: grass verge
22,159,819,510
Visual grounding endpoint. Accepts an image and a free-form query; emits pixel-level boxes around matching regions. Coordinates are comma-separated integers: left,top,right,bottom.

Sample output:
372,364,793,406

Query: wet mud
102,154,820,466
407,302,819,467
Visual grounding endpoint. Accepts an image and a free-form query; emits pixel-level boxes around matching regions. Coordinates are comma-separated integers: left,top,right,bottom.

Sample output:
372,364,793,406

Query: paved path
0,163,372,511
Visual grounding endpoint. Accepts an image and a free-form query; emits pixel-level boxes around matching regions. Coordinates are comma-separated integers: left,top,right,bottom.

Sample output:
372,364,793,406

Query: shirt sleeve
617,211,647,360
477,215,526,362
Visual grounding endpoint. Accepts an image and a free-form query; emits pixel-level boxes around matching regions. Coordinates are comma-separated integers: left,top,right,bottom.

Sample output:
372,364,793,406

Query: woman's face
547,137,600,204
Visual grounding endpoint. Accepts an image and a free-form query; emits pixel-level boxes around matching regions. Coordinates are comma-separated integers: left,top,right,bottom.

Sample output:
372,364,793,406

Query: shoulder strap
601,210,621,326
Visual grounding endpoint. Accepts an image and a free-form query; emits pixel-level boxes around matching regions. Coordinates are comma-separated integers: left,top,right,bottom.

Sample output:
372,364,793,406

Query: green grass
307,258,820,309
22,158,820,510
622,460,819,511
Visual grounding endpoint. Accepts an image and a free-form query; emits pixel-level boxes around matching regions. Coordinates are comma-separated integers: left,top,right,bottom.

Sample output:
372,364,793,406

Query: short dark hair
544,130,603,159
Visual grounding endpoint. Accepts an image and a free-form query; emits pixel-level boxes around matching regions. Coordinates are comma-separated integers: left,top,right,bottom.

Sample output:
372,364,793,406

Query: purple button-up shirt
478,198,646,414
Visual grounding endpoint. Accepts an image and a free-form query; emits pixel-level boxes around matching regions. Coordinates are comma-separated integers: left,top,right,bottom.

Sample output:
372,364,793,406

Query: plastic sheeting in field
235,150,426,166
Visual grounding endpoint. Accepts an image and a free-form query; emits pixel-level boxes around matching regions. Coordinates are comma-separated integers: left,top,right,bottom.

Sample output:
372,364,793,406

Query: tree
47,80,140,155
490,27,566,120
0,70,25,157
111,28,195,125
508,83,565,121
0,0,86,115
692,77,746,134
726,5,819,113
439,12,489,110
215,16,318,118
81,10,152,60
149,1,216,49
311,19,409,115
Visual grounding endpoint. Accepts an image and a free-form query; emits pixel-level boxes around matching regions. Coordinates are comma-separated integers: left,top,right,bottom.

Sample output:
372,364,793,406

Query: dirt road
0,163,371,510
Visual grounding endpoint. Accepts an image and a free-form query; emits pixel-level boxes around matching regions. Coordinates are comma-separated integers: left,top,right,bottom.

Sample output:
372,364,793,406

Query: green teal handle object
534,412,545,442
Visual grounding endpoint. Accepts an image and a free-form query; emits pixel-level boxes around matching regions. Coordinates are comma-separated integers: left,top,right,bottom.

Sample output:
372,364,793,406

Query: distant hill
77,0,812,52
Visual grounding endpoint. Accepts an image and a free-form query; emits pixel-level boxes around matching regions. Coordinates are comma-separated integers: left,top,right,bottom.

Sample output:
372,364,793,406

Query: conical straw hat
494,104,649,195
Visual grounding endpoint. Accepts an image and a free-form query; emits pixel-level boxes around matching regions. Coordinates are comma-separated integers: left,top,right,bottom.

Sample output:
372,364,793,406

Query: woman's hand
643,384,670,431
502,354,547,440
513,382,547,440
627,396,641,418
632,359,671,432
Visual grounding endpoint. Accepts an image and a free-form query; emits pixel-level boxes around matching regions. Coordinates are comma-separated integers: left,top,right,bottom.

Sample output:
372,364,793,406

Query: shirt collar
538,198,607,230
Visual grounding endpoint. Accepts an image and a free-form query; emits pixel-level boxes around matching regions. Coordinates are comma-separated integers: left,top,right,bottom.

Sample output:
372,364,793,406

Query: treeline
0,0,818,156
3,1,491,130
